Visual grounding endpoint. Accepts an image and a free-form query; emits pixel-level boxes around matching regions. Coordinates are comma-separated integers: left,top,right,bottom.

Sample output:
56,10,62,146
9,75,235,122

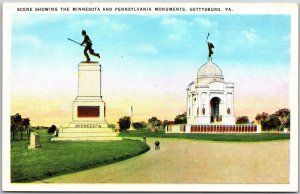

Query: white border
2,2,298,192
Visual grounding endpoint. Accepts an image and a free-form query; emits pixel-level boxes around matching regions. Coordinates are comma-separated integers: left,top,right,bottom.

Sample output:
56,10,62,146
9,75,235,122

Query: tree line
236,108,290,132
118,108,290,132
10,113,31,140
10,113,59,140
117,112,187,131
11,108,289,138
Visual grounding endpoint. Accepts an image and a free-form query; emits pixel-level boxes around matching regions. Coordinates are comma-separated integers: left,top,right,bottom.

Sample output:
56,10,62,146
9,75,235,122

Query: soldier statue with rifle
68,30,100,62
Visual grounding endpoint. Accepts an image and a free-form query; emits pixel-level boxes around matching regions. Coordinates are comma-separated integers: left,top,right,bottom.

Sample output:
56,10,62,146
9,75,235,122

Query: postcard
2,2,298,192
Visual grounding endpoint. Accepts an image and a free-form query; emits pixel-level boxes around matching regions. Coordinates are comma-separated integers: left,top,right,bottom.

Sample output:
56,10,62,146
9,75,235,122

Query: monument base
166,124,259,133
187,115,235,125
52,61,122,141
128,125,136,131
52,127,122,141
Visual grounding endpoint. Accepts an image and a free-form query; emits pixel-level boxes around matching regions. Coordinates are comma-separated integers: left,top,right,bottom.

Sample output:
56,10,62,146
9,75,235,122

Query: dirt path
40,138,289,184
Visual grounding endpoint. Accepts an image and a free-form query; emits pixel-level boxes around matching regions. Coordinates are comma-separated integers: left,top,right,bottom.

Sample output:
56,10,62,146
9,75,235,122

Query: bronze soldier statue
206,33,214,58
81,30,100,62
207,42,214,58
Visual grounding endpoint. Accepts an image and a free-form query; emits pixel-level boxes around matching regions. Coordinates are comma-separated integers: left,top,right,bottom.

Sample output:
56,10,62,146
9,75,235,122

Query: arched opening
210,97,221,123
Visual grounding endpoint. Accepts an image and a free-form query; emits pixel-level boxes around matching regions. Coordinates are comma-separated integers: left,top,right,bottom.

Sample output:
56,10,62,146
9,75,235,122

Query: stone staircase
51,127,122,141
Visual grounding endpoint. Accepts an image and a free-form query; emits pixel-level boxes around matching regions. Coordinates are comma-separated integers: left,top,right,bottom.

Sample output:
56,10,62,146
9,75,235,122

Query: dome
197,58,223,81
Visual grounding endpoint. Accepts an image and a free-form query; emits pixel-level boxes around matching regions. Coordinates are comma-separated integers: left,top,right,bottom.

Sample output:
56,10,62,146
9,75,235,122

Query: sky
10,14,291,126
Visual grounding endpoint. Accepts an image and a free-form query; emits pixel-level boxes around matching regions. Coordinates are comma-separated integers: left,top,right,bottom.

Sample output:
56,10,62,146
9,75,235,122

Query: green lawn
11,130,150,182
119,129,290,142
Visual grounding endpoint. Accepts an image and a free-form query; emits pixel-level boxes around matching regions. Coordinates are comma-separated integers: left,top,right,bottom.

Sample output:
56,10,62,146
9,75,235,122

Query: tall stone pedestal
52,61,121,141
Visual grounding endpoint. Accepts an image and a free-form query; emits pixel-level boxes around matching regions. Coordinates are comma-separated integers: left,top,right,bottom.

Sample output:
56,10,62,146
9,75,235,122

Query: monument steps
51,136,122,141
61,127,115,133
58,132,119,138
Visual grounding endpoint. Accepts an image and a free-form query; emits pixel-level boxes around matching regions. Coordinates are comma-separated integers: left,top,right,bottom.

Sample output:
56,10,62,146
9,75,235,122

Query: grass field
11,130,150,182
119,129,290,142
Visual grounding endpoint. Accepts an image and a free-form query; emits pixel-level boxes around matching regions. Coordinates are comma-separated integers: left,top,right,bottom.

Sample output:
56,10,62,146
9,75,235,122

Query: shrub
261,114,281,131
174,112,187,124
132,121,147,129
47,125,57,134
236,116,250,124
118,116,130,131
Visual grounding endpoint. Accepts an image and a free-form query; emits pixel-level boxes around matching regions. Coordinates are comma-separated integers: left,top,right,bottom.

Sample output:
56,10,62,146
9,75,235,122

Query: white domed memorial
166,35,259,134
187,57,235,125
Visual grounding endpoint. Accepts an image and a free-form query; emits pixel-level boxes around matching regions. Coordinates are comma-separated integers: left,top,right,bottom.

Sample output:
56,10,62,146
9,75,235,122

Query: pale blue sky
11,14,291,125
12,14,290,70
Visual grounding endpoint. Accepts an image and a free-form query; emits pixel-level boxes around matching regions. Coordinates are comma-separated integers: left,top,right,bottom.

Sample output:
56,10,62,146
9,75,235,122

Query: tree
275,108,290,130
261,114,281,132
118,116,131,131
174,112,187,124
11,113,22,140
22,118,30,139
48,125,57,134
148,117,162,128
132,121,147,129
255,112,268,124
236,116,250,124
11,116,17,140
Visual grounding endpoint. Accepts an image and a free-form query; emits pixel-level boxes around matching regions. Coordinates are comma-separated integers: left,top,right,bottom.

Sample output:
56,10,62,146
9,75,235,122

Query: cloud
74,19,97,27
193,17,218,28
242,29,258,42
111,22,128,31
97,17,129,32
168,34,181,41
160,16,188,42
161,16,219,42
99,16,110,23
97,16,128,32
13,34,42,48
136,44,158,55
13,14,61,27
160,16,188,29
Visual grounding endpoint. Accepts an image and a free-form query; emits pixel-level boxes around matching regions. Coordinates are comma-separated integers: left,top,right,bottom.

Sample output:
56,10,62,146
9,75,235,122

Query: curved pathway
40,138,289,184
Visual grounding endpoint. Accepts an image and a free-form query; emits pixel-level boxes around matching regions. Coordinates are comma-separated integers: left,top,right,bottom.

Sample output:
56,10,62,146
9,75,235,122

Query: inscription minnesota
74,123,102,128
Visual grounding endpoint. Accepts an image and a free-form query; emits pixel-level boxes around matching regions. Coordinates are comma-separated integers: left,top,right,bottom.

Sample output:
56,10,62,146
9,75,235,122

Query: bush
118,116,130,131
47,125,57,134
261,114,281,131
132,121,147,129
236,116,250,124
174,112,187,124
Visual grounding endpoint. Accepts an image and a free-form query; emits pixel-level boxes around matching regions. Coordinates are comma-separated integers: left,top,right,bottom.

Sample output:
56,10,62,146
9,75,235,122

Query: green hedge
119,129,290,142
